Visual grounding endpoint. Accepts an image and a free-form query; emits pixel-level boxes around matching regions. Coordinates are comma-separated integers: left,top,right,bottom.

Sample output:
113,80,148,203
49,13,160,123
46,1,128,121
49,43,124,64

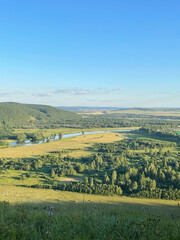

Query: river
8,129,136,148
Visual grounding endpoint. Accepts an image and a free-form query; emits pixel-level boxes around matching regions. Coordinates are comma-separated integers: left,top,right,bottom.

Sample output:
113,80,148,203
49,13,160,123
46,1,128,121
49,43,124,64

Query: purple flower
49,211,53,216
49,206,54,210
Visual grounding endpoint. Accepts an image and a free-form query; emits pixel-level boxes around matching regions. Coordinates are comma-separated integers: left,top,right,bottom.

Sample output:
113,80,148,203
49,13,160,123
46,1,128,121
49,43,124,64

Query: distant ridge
0,102,81,127
56,106,180,112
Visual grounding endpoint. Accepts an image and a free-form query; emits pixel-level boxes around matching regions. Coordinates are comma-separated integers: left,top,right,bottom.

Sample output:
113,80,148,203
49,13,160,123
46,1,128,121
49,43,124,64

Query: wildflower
49,211,53,216
49,206,54,210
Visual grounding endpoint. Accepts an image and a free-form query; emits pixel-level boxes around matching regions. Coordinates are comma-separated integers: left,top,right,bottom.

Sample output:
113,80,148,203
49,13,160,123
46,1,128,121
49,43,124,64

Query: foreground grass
0,187,179,239
0,200,179,240
0,132,126,158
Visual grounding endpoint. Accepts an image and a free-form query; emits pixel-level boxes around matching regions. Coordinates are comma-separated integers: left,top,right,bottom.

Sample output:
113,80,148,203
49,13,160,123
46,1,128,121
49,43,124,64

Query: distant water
8,129,136,148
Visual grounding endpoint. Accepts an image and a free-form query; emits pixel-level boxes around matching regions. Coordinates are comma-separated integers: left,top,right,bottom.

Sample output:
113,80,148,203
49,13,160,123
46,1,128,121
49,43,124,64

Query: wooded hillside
0,102,81,128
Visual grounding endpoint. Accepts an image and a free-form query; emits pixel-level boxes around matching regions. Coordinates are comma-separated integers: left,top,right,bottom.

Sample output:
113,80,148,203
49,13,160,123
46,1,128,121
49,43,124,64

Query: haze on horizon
0,0,180,107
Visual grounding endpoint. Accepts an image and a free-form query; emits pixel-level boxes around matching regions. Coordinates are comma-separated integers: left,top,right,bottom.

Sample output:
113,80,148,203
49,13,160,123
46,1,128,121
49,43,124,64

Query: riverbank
0,131,128,158
9,127,138,147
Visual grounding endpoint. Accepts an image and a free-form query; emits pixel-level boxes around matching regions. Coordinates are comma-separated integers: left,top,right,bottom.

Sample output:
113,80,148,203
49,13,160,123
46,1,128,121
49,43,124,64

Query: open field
0,132,127,158
106,109,180,117
77,108,180,118
0,185,179,218
0,170,83,186
78,111,104,115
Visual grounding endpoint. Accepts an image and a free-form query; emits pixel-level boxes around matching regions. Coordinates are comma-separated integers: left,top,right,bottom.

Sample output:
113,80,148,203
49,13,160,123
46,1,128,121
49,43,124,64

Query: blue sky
0,0,180,107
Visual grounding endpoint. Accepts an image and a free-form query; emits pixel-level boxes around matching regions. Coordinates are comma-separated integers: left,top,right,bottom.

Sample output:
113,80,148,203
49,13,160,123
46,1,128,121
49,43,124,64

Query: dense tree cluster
0,140,8,147
140,126,180,143
0,137,179,199
30,182,123,196
50,117,178,129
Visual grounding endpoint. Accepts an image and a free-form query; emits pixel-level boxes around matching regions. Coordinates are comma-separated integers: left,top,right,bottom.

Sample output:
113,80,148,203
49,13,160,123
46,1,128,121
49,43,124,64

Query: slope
0,102,81,127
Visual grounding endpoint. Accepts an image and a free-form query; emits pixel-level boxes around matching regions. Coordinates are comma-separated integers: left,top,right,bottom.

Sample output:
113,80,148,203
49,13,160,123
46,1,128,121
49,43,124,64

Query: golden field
0,132,127,159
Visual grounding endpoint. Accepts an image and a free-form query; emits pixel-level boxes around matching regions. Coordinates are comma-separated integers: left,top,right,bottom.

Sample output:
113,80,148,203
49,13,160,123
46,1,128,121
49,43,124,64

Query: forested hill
0,102,81,128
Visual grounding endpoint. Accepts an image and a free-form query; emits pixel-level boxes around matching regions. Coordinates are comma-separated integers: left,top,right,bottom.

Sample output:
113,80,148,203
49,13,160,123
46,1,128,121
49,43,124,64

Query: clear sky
0,0,180,107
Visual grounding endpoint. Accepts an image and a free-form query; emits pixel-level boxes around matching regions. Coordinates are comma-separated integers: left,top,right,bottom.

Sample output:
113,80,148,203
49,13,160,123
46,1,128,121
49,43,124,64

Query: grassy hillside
0,186,179,217
0,102,81,128
0,186,179,240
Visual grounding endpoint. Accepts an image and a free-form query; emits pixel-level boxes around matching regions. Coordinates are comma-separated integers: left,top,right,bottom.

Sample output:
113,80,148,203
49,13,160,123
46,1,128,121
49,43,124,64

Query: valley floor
0,131,127,158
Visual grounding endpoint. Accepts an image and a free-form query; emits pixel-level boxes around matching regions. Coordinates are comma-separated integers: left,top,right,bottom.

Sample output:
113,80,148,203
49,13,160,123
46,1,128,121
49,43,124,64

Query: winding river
8,129,136,148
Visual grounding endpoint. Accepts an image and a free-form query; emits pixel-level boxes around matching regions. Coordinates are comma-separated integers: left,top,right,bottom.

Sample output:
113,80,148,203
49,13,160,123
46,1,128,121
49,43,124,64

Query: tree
159,171,165,183
139,173,146,190
175,162,179,171
130,181,138,192
51,169,56,178
78,164,84,173
59,133,63,140
112,170,117,185
84,177,89,185
96,155,103,165
0,140,8,147
90,177,94,187
25,163,31,171
16,133,27,143
104,172,110,183
91,161,95,170
146,178,156,191
163,159,167,168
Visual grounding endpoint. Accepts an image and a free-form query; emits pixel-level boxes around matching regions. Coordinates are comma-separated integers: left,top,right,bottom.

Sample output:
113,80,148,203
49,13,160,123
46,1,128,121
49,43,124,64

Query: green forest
0,102,81,128
1,135,179,200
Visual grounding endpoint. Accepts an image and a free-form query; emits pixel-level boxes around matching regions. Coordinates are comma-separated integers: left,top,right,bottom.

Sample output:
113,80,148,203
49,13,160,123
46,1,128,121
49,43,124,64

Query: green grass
0,170,53,186
0,186,179,217
0,186,180,240
0,170,84,186
0,197,179,240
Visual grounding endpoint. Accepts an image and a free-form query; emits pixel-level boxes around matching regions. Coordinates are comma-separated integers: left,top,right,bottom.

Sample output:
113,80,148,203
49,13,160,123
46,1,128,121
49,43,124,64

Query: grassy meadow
0,185,179,217
0,169,84,187
0,186,180,240
0,131,127,158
